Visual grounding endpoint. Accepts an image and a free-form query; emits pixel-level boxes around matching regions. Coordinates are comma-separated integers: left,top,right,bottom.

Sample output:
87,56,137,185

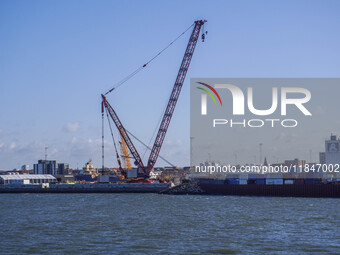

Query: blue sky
0,0,339,170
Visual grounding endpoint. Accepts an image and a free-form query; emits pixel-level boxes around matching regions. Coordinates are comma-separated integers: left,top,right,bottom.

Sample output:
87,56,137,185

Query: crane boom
101,20,206,178
147,20,206,173
101,94,147,174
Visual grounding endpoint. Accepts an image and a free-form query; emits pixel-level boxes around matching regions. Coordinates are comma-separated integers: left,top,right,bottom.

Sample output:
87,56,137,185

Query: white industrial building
0,174,56,185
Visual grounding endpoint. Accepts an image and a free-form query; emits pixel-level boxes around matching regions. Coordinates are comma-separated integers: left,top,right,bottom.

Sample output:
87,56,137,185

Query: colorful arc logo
196,82,222,106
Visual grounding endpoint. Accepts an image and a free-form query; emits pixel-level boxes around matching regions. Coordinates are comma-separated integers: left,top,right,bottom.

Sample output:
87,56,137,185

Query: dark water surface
0,194,339,254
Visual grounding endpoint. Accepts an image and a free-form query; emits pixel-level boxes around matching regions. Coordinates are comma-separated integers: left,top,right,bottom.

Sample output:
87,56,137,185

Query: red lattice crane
102,20,206,177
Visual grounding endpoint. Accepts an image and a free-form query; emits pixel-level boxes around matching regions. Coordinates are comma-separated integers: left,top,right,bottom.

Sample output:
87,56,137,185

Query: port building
34,160,57,175
319,134,340,165
33,160,69,175
0,174,56,185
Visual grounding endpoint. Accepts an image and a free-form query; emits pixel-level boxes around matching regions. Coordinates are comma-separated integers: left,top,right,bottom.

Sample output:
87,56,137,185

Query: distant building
154,167,165,172
263,157,268,166
270,158,306,174
325,134,340,165
54,174,75,183
21,165,30,171
33,160,57,175
319,134,340,165
284,158,306,167
57,163,70,175
319,152,326,164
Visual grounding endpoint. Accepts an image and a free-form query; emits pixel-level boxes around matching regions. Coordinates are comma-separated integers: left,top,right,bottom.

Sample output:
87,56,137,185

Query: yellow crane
119,126,132,169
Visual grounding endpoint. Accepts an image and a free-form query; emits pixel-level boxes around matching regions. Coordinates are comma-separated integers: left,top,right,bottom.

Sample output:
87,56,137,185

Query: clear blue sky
0,0,339,170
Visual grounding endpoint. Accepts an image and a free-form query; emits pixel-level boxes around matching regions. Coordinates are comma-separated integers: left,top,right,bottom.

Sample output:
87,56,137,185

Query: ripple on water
206,248,242,254
0,194,339,254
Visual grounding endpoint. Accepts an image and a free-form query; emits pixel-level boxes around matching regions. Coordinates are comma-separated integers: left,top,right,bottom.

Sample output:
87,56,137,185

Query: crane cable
104,23,195,95
103,100,175,167
125,129,175,167
141,102,166,161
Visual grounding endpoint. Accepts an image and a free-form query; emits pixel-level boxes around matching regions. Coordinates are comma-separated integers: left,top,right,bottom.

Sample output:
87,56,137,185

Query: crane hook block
202,33,205,42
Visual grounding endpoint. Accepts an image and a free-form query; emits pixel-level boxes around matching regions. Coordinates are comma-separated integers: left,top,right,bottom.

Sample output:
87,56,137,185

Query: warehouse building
0,174,56,185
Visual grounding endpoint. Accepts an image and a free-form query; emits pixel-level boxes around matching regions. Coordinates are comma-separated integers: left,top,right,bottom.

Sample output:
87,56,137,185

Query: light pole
190,137,194,167
45,147,48,161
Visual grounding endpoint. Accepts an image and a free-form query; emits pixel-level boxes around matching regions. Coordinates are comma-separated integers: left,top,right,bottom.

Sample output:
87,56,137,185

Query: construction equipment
119,126,132,169
102,19,207,178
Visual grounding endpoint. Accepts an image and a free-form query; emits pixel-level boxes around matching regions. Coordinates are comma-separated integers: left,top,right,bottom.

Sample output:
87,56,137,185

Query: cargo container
127,169,138,179
226,178,239,184
294,179,305,184
305,178,322,184
200,179,224,185
266,178,283,185
256,178,266,185
98,175,109,183
239,179,247,185
239,174,248,180
274,179,284,185
265,173,283,179
247,179,257,184
284,179,294,185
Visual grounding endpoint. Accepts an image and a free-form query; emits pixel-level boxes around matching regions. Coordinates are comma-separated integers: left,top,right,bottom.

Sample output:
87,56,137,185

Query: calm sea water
0,194,339,254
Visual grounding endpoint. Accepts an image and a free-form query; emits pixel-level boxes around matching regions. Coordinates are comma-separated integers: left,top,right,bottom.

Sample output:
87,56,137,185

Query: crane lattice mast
102,20,206,177
147,20,206,173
